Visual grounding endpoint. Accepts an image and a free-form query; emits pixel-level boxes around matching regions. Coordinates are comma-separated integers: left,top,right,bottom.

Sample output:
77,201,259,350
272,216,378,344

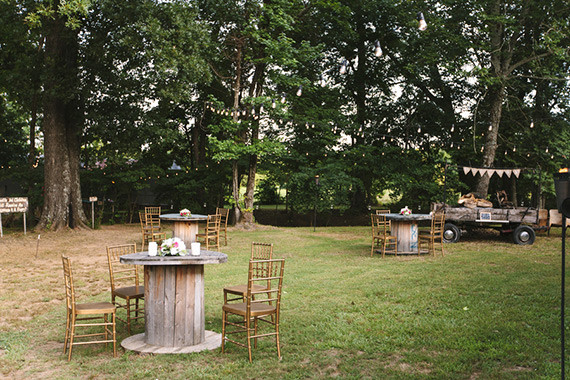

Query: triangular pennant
513,169,521,178
496,169,504,178
463,166,471,175
505,170,512,178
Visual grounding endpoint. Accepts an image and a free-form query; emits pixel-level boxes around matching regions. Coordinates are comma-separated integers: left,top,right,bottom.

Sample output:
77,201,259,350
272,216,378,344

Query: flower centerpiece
179,208,191,217
399,206,412,215
160,237,188,256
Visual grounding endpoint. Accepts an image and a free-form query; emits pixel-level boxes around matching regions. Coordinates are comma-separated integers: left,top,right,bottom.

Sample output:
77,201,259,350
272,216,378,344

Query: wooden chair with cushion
221,258,285,362
106,244,144,334
216,207,230,246
62,256,116,361
223,242,273,303
418,212,445,256
375,209,391,214
371,214,397,257
139,211,166,250
196,214,221,250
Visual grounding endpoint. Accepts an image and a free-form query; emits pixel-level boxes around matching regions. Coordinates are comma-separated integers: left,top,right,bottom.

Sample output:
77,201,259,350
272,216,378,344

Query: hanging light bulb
259,104,264,113
546,147,549,153
530,121,534,128
417,12,428,31
281,93,286,103
320,74,326,87
488,124,493,131
480,146,484,152
417,126,421,133
296,85,303,96
340,59,348,74
451,124,455,132
513,146,517,152
450,142,454,148
272,99,276,109
374,40,383,57
251,107,256,116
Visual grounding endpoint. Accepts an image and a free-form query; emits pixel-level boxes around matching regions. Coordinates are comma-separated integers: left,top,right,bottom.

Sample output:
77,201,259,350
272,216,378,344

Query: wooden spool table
384,213,432,255
120,250,227,354
159,213,208,247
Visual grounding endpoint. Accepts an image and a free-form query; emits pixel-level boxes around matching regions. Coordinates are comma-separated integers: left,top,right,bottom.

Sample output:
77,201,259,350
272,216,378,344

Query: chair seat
223,302,276,317
224,284,267,296
75,302,116,315
113,285,144,299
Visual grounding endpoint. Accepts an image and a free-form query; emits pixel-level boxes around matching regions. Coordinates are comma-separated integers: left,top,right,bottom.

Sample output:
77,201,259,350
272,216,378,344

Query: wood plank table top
159,213,208,222
120,250,227,265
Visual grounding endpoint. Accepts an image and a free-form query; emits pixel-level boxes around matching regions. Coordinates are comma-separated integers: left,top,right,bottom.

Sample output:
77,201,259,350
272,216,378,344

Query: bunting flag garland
459,166,523,178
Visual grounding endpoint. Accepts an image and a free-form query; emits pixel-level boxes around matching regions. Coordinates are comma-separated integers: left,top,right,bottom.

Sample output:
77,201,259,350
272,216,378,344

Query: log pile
457,193,493,208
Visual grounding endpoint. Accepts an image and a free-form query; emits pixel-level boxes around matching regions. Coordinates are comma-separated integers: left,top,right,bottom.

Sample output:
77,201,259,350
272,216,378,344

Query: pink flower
173,241,179,248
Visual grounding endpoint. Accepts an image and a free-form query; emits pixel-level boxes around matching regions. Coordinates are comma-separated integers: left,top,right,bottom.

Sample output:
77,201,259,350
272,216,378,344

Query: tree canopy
0,0,568,229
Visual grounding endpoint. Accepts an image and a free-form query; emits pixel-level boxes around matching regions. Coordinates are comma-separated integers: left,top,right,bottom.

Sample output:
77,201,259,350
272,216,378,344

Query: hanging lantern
340,59,348,74
374,40,383,57
417,12,428,31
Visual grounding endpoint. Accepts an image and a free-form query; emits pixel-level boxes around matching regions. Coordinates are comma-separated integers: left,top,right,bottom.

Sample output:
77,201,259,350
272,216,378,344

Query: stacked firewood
457,193,493,208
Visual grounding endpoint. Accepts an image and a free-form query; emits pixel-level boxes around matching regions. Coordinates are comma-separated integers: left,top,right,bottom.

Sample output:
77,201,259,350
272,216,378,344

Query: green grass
0,226,568,379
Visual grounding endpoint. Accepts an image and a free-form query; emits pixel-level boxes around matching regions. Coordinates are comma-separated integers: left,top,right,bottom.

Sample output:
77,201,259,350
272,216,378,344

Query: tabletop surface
120,250,228,265
159,213,208,221
383,213,432,221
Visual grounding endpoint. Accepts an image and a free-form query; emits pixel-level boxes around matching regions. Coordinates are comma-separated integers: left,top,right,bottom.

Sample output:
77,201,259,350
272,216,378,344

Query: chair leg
68,314,76,361
221,310,226,353
246,315,253,363
125,297,131,334
112,312,117,357
63,310,70,354
275,314,281,360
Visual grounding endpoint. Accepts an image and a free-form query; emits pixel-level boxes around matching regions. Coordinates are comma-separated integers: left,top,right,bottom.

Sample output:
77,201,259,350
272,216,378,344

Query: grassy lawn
0,224,567,379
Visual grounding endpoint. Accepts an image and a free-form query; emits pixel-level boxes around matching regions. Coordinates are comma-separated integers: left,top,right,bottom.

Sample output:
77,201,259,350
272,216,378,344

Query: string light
296,85,303,96
488,124,492,131
281,93,286,103
272,99,276,108
451,124,455,132
530,121,534,128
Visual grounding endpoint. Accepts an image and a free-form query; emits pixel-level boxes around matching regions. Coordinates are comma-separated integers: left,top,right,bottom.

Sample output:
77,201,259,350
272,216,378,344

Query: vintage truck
433,202,541,245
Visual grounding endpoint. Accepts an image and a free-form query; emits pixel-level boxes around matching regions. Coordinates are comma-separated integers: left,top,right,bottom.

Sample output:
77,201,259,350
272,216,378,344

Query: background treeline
0,0,568,227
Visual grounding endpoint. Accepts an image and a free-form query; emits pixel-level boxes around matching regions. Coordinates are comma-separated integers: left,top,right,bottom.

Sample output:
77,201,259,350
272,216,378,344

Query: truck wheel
512,225,535,245
443,223,461,243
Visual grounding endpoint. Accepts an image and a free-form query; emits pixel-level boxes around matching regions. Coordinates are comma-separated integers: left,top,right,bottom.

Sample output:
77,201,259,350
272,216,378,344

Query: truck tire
512,225,535,245
443,223,461,243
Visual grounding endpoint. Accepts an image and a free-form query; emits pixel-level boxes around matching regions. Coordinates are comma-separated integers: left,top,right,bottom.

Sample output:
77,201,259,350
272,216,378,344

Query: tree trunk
474,83,505,197
36,13,88,231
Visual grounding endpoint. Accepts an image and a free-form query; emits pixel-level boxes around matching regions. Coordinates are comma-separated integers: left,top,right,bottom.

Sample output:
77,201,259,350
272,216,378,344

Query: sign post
0,197,29,237
89,197,98,228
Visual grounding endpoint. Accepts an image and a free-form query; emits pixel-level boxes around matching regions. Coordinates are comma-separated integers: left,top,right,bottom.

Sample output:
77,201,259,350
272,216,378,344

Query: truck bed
433,203,539,225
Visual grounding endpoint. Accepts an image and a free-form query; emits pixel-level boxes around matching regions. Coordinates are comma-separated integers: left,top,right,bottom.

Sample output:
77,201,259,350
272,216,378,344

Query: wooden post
0,213,3,238
23,212,26,235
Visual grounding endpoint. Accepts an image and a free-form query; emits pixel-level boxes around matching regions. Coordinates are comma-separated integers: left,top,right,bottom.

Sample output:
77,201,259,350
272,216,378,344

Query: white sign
0,197,28,213
89,196,98,202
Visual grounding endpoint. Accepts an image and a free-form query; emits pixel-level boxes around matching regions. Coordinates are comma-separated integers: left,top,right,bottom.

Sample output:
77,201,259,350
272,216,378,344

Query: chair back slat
251,242,273,260
107,244,139,291
62,256,76,313
246,259,285,313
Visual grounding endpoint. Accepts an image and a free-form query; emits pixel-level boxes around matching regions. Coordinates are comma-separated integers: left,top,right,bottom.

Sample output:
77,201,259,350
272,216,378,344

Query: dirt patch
0,224,142,332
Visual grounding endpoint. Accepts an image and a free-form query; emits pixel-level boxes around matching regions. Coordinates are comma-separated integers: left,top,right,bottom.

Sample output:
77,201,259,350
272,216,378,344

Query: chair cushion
223,302,276,317
76,302,116,315
113,285,144,298
223,284,267,296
